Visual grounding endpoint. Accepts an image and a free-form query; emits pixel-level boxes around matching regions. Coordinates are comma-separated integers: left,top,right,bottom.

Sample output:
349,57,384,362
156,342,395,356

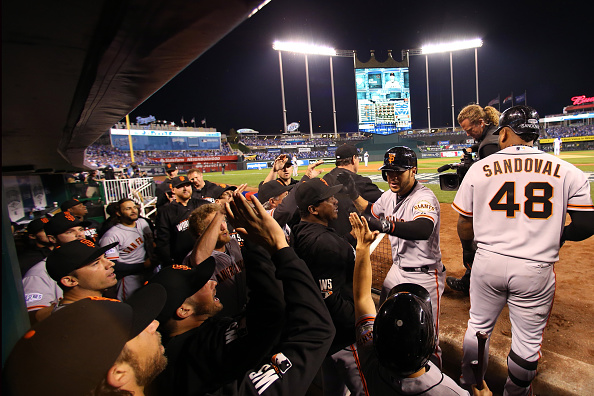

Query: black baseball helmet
373,283,436,377
493,105,540,142
378,146,417,181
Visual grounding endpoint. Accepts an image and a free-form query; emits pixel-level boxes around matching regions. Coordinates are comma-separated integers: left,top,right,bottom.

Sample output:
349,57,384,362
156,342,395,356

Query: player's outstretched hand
225,191,288,253
336,171,360,201
305,159,324,179
471,381,492,396
273,154,289,172
349,213,379,247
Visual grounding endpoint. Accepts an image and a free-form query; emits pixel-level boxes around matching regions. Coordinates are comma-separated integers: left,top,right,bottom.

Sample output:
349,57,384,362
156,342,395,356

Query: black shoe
446,276,469,293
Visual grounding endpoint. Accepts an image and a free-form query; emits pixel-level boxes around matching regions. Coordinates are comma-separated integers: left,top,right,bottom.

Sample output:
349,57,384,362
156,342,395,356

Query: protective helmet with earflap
373,283,436,377
378,146,417,181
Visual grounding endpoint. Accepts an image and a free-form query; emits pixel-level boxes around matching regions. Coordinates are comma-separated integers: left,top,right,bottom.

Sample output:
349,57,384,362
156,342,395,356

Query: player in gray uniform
22,211,89,323
350,213,491,396
452,106,594,395
99,198,153,301
348,146,444,367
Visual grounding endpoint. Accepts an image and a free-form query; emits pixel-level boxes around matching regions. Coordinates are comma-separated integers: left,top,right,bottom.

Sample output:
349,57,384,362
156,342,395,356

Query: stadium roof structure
2,0,267,173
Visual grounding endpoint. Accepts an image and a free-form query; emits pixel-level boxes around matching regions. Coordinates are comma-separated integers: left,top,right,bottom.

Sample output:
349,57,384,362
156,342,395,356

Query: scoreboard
355,67,411,134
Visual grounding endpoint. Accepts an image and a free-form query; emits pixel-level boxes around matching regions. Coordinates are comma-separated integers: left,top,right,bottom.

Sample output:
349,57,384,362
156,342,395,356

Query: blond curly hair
457,104,500,126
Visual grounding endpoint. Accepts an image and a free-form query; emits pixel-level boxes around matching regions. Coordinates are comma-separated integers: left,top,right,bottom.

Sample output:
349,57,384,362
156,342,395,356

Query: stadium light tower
273,41,351,139
405,38,482,131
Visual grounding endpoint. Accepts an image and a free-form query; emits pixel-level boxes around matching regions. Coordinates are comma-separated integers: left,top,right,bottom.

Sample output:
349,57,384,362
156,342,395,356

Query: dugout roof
2,0,266,173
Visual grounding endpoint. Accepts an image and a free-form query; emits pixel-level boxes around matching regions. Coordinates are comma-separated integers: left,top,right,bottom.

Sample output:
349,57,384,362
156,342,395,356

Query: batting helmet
378,146,417,181
493,105,540,142
373,283,436,377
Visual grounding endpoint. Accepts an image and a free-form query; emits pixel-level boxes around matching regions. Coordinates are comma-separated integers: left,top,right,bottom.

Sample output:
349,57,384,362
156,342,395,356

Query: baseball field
201,150,594,395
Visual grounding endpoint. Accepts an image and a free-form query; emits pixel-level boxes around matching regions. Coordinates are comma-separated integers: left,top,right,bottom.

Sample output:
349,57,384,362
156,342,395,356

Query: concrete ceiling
2,0,266,173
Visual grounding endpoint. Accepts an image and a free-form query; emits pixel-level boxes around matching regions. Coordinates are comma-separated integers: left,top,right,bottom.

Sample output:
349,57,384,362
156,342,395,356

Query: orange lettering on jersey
514,158,523,172
534,159,543,173
483,164,492,177
542,161,552,176
493,161,503,175
503,159,512,173
525,158,533,172
553,164,561,178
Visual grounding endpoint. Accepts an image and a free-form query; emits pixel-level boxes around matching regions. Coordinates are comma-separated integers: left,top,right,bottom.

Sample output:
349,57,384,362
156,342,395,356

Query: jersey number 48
489,181,553,219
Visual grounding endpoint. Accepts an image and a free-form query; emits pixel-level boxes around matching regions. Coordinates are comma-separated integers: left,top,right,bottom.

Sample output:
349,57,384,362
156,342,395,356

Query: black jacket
292,221,356,355
323,167,383,243
192,180,220,200
154,198,208,266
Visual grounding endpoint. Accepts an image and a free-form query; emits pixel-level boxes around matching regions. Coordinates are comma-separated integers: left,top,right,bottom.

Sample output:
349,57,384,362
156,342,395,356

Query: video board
110,129,221,151
355,67,411,134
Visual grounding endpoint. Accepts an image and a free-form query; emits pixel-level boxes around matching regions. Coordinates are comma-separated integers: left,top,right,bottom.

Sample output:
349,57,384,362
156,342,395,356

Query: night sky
131,0,592,135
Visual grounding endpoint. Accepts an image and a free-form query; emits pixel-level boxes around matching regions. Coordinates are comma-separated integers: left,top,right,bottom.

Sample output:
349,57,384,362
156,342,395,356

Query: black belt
400,265,445,273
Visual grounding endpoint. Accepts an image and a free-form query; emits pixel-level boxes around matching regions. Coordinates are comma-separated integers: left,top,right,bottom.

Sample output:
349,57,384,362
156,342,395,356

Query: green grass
200,150,594,204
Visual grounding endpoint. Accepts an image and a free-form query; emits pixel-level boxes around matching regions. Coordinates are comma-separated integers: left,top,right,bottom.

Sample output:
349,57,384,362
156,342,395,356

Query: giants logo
79,239,95,247
388,153,396,164
172,264,192,271
64,212,76,221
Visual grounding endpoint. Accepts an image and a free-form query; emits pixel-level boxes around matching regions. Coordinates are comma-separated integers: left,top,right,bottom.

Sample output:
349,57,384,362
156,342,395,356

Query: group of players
5,105,594,396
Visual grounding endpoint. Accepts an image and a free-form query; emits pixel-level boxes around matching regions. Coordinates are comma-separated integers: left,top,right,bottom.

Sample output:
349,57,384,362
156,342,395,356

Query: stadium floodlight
406,38,483,131
273,41,336,56
273,41,341,138
420,38,483,55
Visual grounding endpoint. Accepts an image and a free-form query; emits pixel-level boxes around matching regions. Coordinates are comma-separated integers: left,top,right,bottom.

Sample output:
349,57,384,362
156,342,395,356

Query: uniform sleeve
99,230,120,261
370,192,387,219
237,247,335,396
567,167,594,211
452,168,475,217
23,273,60,310
410,191,439,225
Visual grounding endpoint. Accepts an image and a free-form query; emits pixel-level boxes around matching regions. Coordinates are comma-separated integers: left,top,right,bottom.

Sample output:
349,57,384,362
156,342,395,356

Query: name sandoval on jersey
483,158,561,178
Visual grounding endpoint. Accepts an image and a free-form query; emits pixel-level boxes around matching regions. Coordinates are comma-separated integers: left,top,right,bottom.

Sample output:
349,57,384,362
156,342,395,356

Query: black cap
45,211,91,237
27,217,50,235
295,178,342,210
493,105,540,138
46,239,119,282
335,144,359,160
165,163,178,173
209,184,237,199
258,180,293,203
3,283,167,396
148,257,216,324
60,198,85,212
170,175,193,189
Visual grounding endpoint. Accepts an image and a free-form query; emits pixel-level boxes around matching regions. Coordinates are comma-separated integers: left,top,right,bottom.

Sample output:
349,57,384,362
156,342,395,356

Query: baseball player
342,146,445,367
452,106,594,395
553,136,562,155
363,151,369,167
261,154,300,186
61,198,100,241
155,176,209,266
99,198,154,301
187,167,220,199
350,213,491,395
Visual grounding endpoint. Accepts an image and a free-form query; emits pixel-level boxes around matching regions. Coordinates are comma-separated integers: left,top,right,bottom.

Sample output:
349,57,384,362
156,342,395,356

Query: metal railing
100,178,157,218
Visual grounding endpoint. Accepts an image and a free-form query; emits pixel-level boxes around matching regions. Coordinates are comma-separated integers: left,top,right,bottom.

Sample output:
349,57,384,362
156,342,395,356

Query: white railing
100,178,157,218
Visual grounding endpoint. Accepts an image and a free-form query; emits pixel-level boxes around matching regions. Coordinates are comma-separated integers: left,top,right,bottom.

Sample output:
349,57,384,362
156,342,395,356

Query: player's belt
399,263,442,273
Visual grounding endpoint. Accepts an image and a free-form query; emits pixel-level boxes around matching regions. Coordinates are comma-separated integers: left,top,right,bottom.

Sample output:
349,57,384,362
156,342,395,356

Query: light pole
273,41,352,139
405,38,482,131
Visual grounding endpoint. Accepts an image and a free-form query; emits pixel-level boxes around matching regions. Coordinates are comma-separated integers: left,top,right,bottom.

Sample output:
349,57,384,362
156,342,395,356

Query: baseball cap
46,239,119,282
493,105,540,137
147,257,216,324
258,179,294,203
165,163,178,173
60,198,85,212
170,175,193,189
27,217,50,235
44,211,91,236
209,184,237,199
3,283,166,396
295,178,342,210
335,144,359,160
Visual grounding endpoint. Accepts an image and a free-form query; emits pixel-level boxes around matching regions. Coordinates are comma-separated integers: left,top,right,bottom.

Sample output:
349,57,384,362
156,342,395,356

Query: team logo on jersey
248,353,292,394
176,219,189,232
414,200,436,213
25,293,43,303
319,279,333,299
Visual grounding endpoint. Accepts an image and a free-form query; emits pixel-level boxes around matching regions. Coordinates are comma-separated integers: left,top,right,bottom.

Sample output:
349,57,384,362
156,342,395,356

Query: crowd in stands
543,125,594,138
240,136,336,147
